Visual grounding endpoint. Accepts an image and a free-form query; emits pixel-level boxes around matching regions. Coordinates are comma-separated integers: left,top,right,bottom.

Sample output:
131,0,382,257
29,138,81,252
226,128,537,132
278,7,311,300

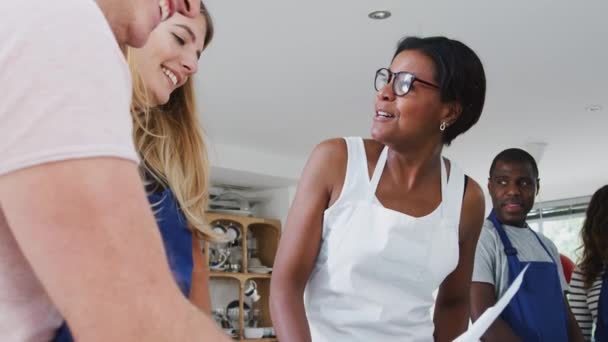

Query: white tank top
304,137,465,341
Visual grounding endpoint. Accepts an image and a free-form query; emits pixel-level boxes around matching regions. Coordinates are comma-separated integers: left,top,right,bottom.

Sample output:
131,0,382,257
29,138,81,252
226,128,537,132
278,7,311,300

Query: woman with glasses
270,36,486,341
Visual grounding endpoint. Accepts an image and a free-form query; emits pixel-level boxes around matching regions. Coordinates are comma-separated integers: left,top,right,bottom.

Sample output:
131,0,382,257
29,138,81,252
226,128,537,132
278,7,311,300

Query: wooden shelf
209,272,247,282
205,212,281,230
246,273,272,279
209,272,272,281
205,212,281,342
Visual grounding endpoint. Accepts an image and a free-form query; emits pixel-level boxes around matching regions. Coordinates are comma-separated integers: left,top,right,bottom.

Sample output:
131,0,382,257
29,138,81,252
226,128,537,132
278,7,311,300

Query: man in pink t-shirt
0,0,229,341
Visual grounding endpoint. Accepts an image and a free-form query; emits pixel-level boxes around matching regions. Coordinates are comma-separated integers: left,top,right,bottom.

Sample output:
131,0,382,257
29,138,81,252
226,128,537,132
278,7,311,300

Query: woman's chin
371,125,387,141
150,91,170,107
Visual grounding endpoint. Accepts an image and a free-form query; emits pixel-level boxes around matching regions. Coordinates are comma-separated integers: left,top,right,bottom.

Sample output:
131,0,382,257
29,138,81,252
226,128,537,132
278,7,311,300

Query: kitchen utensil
244,328,264,339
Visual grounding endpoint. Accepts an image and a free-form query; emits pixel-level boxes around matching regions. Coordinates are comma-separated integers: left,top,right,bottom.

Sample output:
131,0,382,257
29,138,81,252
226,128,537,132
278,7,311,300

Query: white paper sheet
453,264,529,342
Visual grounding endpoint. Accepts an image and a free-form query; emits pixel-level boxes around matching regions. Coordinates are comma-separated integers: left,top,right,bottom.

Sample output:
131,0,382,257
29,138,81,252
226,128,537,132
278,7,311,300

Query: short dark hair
489,148,539,179
393,36,486,145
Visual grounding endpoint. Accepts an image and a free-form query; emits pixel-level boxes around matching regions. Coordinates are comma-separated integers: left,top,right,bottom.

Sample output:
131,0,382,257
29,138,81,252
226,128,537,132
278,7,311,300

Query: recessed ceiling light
368,10,391,20
586,104,603,113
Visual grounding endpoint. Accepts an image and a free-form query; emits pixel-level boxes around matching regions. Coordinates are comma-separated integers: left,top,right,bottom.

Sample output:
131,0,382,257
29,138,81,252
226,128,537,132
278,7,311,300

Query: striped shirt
568,265,605,341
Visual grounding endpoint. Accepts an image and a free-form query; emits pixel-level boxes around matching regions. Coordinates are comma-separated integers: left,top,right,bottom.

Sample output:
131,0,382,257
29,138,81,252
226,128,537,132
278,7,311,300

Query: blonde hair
128,3,217,240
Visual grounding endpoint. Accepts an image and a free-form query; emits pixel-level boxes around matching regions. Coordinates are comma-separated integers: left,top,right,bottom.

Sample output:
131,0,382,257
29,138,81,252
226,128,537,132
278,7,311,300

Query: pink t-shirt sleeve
0,0,139,176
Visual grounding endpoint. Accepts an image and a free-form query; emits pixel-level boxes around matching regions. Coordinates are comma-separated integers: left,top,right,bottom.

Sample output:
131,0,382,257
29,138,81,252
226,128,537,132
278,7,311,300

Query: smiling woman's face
130,12,207,106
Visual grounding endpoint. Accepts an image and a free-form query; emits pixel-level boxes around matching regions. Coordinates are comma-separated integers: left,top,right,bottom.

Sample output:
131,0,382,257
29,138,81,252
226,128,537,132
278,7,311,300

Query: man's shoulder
3,0,118,57
2,0,127,92
480,219,500,238
0,0,135,176
477,219,502,250
5,0,108,28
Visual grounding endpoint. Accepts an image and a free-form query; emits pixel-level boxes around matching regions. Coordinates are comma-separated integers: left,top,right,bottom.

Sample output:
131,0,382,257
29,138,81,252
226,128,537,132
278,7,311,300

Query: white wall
250,186,297,228
208,141,304,187
208,140,300,227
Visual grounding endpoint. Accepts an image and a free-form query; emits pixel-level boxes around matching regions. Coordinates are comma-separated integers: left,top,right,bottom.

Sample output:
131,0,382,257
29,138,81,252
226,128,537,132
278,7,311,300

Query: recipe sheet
453,264,530,342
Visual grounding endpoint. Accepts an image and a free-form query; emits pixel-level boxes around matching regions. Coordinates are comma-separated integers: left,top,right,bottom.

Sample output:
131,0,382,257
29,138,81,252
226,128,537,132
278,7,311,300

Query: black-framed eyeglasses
374,68,439,96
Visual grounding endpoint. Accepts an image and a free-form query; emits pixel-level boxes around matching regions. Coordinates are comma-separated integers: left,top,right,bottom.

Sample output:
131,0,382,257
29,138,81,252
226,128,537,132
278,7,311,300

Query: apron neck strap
489,210,523,282
488,210,517,254
369,148,448,199
369,146,388,193
439,157,449,217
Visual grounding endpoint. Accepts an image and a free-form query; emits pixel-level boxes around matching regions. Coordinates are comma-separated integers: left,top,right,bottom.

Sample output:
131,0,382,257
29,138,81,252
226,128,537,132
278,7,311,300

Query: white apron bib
304,137,465,341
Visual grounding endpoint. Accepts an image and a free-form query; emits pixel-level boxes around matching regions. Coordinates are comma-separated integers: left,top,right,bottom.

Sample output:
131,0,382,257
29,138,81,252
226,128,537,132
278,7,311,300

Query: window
527,197,590,264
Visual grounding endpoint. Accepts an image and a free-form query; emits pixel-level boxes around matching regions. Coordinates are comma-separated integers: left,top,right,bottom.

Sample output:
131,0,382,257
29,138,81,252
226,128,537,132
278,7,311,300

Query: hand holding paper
453,264,530,342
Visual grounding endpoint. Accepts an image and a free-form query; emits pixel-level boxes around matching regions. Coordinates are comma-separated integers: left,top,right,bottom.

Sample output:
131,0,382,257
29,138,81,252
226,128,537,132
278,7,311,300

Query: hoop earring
440,121,447,131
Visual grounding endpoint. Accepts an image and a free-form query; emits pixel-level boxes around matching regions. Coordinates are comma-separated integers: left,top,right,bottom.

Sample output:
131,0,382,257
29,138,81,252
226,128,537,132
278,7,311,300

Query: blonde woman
129,2,216,313
53,3,216,341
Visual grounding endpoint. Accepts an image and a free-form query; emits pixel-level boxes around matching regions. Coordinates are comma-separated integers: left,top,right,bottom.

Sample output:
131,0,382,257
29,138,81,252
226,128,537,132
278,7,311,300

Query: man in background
470,148,583,341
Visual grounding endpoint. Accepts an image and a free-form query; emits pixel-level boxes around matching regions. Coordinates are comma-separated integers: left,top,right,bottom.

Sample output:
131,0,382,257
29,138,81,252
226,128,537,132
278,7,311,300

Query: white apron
304,137,465,341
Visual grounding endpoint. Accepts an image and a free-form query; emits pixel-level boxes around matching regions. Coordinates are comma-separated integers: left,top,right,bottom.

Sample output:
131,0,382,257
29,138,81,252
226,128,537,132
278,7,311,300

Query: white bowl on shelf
244,327,265,339
248,266,273,274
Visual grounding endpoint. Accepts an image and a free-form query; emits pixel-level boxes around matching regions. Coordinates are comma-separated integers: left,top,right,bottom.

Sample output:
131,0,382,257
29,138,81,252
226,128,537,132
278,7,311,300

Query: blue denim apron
488,210,569,341
53,188,193,341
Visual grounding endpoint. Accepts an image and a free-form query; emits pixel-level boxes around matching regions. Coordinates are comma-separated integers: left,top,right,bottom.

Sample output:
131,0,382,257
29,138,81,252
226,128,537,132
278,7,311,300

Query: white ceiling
197,0,608,202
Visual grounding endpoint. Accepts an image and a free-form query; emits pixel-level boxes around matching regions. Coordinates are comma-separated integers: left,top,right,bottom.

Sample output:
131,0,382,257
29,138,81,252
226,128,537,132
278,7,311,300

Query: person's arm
0,159,229,342
568,268,593,341
470,282,522,342
469,214,522,341
190,237,212,313
564,294,585,342
548,242,585,341
270,139,344,342
433,178,485,341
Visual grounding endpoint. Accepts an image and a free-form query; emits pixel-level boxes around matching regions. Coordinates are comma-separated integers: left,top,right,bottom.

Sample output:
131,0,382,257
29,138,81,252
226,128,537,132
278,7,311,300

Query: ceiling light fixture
368,10,391,20
585,104,603,113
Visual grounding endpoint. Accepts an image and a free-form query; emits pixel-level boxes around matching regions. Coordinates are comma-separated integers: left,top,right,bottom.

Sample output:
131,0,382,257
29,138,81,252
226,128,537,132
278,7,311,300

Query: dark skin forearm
434,178,485,341
269,283,312,342
479,317,522,342
269,140,340,342
471,282,522,342
472,290,583,341
433,298,469,341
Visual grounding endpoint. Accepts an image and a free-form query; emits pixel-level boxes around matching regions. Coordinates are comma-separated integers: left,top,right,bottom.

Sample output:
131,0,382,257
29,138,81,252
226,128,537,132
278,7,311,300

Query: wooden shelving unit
204,212,281,341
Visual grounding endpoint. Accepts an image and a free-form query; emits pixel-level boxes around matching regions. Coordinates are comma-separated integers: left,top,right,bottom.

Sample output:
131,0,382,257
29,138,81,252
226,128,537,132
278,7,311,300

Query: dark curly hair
578,185,608,288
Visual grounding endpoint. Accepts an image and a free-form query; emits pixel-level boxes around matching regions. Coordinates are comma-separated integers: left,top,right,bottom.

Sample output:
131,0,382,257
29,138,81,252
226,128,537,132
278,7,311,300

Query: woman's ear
443,102,463,127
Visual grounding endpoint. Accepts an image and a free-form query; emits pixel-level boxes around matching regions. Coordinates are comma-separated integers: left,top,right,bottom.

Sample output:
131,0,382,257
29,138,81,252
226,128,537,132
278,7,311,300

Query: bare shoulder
460,177,486,240
298,138,348,197
307,138,347,177
464,177,485,209
311,138,347,160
